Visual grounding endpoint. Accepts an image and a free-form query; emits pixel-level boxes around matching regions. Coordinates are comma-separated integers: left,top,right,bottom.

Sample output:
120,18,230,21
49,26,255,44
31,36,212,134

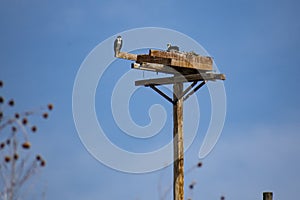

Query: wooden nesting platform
135,73,225,86
115,49,225,86
116,49,214,74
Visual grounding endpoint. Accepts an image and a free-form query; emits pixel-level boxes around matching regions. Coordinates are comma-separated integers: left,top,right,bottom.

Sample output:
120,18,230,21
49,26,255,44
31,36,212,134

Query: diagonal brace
175,81,198,102
149,85,174,104
147,81,206,105
183,81,206,101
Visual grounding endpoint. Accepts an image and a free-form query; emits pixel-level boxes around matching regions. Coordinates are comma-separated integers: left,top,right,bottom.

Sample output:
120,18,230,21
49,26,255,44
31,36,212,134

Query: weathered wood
132,62,203,75
131,62,180,74
173,82,184,200
114,42,226,200
135,73,225,86
137,54,212,71
116,50,214,73
149,85,174,104
115,52,137,61
263,192,273,200
137,55,172,66
149,49,213,71
183,81,206,101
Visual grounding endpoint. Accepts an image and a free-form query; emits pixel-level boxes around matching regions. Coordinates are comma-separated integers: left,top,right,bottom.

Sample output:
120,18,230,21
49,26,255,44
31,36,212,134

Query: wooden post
263,192,273,200
115,45,225,200
173,82,184,200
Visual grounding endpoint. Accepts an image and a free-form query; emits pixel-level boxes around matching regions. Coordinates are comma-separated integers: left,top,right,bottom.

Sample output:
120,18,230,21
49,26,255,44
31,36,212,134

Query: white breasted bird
114,36,123,56
167,43,179,52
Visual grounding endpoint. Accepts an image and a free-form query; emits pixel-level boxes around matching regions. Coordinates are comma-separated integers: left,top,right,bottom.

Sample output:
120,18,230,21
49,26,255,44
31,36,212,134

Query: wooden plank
135,73,226,86
115,52,137,61
149,49,213,71
115,50,214,71
137,55,172,66
131,63,181,74
173,82,184,200
150,49,212,64
137,54,212,71
132,62,204,75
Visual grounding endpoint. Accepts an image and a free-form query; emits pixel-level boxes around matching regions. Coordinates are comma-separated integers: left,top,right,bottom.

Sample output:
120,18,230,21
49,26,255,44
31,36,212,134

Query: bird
114,36,123,56
167,43,179,52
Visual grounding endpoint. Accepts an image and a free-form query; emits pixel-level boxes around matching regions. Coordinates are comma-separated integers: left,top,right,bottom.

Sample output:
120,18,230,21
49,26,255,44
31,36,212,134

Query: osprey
167,43,179,52
114,36,123,56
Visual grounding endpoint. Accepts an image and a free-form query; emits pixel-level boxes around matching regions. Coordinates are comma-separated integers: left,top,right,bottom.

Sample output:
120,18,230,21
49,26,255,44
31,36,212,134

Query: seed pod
31,126,37,132
13,153,19,160
4,156,11,163
8,99,14,106
43,113,48,119
36,155,41,161
22,142,31,149
0,143,5,149
40,160,46,167
47,104,53,111
0,80,3,87
15,113,20,119
12,126,17,132
0,96,3,104
197,162,202,168
22,118,28,125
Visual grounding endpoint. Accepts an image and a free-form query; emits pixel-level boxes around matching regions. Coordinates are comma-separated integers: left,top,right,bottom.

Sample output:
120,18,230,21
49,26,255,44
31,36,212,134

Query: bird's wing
114,39,118,50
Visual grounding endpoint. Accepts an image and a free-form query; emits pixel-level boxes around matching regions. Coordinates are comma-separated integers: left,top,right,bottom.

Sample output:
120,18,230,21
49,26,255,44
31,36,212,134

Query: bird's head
167,43,171,48
117,36,122,41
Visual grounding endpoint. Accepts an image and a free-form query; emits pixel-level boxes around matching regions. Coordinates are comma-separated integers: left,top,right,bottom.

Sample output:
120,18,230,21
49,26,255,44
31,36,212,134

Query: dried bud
8,99,14,106
40,160,46,167
43,113,48,119
22,142,31,149
13,153,19,160
4,156,11,163
47,104,53,111
12,126,17,132
0,143,5,149
15,113,20,119
31,126,37,132
36,155,41,161
197,162,202,168
22,118,28,125
0,96,3,104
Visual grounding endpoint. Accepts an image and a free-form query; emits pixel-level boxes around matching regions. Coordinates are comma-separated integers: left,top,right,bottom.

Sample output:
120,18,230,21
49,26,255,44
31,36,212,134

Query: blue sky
1,0,300,199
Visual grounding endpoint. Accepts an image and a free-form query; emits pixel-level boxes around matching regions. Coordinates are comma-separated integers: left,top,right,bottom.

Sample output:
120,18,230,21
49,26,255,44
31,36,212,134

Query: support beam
132,62,204,75
135,73,225,86
173,82,184,200
131,62,180,74
116,52,137,61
